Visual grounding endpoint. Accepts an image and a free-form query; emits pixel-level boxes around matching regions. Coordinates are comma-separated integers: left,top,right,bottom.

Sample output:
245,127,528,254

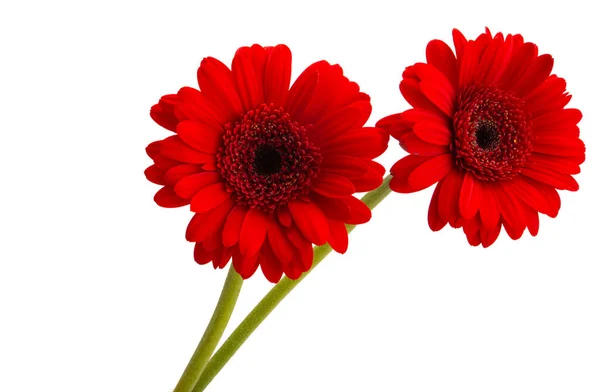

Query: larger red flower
377,29,585,247
145,44,388,282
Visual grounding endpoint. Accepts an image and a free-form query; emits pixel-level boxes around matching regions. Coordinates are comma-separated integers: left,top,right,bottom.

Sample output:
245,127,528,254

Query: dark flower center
253,144,282,175
453,85,532,181
475,120,500,150
216,103,321,211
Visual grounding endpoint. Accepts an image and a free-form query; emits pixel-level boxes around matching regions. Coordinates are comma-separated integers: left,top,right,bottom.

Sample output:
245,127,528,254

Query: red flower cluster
145,44,388,282
377,29,585,247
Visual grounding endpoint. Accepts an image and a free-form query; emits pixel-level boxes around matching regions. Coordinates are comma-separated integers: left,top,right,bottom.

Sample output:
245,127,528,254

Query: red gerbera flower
377,29,585,247
145,44,389,282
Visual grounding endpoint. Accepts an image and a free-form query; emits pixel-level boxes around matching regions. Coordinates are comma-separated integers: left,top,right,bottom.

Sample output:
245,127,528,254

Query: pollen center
453,85,532,181
216,103,321,211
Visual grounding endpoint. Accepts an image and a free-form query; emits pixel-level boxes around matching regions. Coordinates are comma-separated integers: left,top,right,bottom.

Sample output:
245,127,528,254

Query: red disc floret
453,85,532,181
217,103,322,211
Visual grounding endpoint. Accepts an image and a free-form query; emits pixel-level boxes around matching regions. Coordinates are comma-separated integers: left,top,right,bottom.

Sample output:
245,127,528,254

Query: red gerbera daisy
145,44,389,282
377,29,585,247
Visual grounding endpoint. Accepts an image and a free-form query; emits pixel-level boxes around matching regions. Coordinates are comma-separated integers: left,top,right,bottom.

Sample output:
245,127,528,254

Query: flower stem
173,265,244,392
191,175,392,392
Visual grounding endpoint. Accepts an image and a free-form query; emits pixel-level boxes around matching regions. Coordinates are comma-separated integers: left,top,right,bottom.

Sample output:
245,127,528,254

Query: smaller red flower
377,28,585,247
146,44,389,282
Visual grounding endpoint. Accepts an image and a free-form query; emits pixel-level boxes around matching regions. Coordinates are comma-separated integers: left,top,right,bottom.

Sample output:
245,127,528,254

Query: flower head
146,44,388,282
377,29,585,247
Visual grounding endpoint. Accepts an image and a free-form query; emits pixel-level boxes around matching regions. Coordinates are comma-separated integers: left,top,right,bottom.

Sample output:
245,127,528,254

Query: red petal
177,87,225,126
532,108,582,132
458,41,478,88
319,127,389,159
311,194,352,222
222,205,247,247
283,259,304,281
476,35,504,85
376,113,412,140
510,54,554,97
523,76,570,116
428,182,446,231
481,222,502,248
400,74,445,115
420,81,455,117
321,155,370,177
174,172,221,200
203,162,218,171
532,135,585,157
402,107,450,125
176,121,222,154
264,45,292,107
259,248,284,283
437,169,462,228
494,186,526,240
193,243,212,265
286,231,314,271
397,131,450,156
190,182,231,212
311,173,355,198
214,247,233,269
163,164,203,186
528,153,581,175
508,177,555,217
328,220,349,254
452,29,467,66
521,166,579,191
232,47,263,112
154,186,188,208
232,250,260,279
150,94,179,131
285,61,321,120
500,43,538,89
349,168,384,192
426,39,458,88
459,172,482,220
288,200,329,245
203,234,220,252
152,153,179,170
343,196,371,225
310,100,371,144
389,155,430,193
186,198,234,242
413,121,452,145
277,207,292,227
146,141,162,159
160,135,213,164
267,220,293,264
286,225,308,249
479,183,500,229
523,205,540,236
239,208,268,257
523,177,561,217
197,57,243,122
145,165,165,185
407,153,453,191
464,222,482,247
295,63,370,127
154,186,189,208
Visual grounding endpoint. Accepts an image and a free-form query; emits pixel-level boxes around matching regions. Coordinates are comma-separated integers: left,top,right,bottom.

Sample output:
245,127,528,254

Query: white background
1,0,599,391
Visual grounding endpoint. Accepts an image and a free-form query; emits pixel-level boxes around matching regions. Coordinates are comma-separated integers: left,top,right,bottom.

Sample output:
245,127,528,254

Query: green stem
173,265,244,392
191,175,392,392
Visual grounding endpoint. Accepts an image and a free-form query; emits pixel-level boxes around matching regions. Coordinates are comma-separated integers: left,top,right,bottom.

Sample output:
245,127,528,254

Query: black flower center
254,144,282,175
475,120,500,150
